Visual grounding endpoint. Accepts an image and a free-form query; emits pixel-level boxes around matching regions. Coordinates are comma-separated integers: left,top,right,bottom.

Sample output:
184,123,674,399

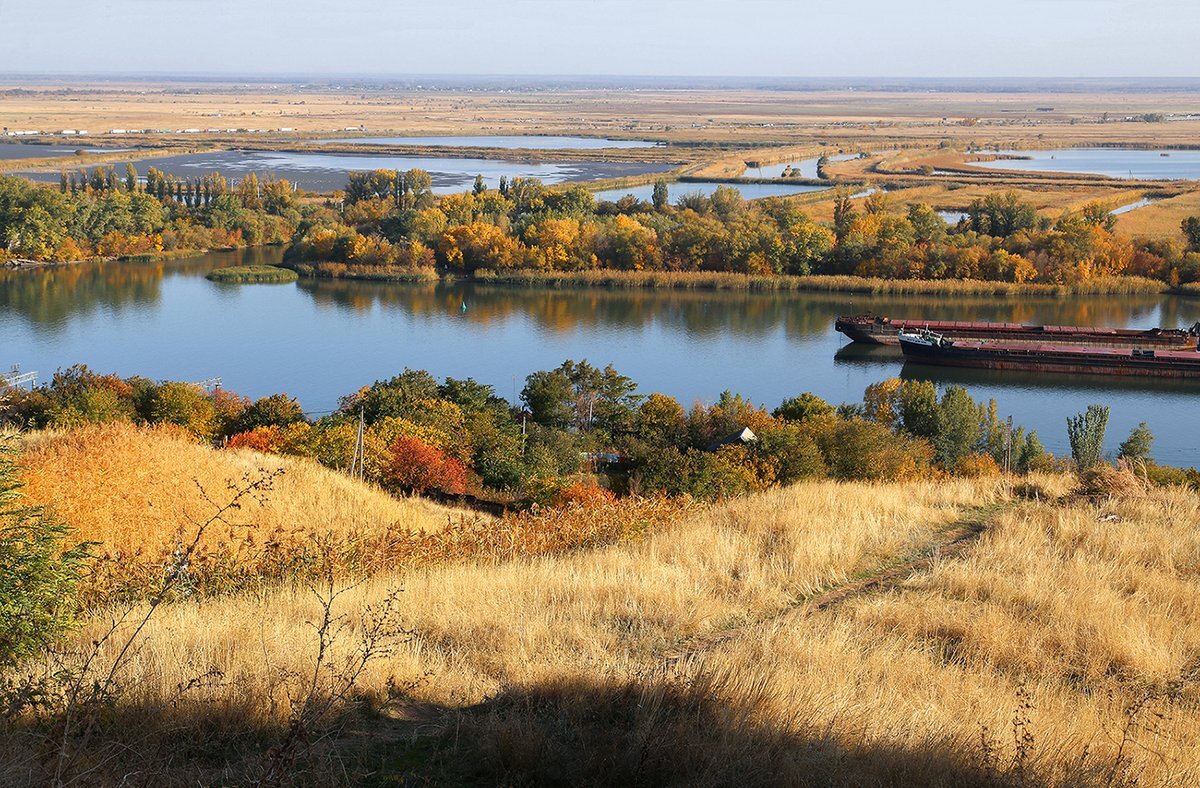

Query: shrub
814,418,933,481
225,425,286,453
953,453,1002,478
1067,405,1110,470
0,440,91,670
1117,422,1154,461
773,392,834,423
382,436,468,496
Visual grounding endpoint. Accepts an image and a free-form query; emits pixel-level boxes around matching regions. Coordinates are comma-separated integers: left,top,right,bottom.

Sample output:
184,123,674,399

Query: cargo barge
836,314,1200,350
898,330,1200,379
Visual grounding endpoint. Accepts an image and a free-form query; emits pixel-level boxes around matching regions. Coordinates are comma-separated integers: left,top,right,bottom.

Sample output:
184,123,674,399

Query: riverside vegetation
284,169,1200,290
7,165,1200,294
2,361,1194,602
1,375,1198,783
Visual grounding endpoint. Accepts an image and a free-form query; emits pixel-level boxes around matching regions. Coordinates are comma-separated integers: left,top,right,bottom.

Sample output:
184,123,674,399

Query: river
3,247,1198,464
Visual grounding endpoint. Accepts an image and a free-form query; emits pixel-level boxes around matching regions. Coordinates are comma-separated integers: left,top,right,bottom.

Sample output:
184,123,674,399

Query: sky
0,0,1197,78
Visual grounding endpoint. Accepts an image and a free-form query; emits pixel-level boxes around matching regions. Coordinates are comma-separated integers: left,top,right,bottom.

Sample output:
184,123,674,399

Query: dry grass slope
18,423,474,595
7,446,1200,784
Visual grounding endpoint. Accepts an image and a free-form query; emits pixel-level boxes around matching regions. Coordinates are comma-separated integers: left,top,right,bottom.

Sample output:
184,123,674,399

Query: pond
741,153,859,180
322,135,662,149
3,247,1199,465
592,181,830,203
969,148,1200,180
0,142,135,161
17,150,674,193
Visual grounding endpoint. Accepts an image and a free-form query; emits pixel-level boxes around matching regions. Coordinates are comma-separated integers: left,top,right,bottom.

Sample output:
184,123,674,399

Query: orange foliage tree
381,436,468,495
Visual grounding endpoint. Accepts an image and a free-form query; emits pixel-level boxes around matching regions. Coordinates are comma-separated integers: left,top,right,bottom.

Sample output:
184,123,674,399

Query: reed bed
285,261,440,282
205,265,298,283
472,267,1169,296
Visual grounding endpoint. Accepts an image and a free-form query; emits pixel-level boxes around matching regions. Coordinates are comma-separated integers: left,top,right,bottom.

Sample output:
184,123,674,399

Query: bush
814,418,933,481
0,440,91,670
382,436,468,496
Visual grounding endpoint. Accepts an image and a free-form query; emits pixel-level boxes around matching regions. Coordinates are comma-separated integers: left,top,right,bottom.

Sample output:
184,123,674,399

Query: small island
205,265,299,284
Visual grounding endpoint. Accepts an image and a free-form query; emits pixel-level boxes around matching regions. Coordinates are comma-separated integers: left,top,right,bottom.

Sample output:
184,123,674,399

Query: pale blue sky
0,0,1196,77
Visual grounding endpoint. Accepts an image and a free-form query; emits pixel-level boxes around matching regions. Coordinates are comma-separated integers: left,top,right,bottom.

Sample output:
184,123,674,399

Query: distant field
6,80,1200,147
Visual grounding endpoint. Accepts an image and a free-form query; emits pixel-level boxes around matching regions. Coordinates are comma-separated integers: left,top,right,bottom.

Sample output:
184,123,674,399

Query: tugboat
897,329,1200,379
836,314,1200,351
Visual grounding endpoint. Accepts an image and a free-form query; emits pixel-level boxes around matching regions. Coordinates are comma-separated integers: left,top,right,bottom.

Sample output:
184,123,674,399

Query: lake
323,135,661,149
0,142,134,161
18,150,674,193
593,181,830,203
970,148,1200,180
3,247,1199,465
742,153,859,180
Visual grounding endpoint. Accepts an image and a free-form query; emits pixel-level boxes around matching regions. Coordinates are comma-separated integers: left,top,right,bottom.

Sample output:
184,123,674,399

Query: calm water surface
19,150,673,193
742,153,859,180
323,135,661,149
971,148,1200,180
0,142,134,160
3,248,1198,464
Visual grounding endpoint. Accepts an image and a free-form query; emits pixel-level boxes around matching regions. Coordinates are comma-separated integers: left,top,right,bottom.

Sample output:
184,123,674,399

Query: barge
898,329,1200,379
835,314,1200,350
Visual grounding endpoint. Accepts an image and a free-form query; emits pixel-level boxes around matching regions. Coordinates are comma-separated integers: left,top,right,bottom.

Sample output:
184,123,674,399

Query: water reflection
3,249,1199,464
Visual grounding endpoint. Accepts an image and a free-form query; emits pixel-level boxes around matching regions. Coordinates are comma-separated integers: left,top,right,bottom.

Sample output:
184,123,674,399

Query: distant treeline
282,169,1200,286
0,168,317,261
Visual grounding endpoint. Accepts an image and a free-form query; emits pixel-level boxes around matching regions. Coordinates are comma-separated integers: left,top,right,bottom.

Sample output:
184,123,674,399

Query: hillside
7,456,1198,785
17,423,478,594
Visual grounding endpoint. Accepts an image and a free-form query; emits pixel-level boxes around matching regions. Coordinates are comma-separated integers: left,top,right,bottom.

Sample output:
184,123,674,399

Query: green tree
1117,421,1154,462
1066,404,1109,470
1182,216,1200,252
0,440,91,670
934,386,982,468
651,180,669,210
773,392,834,423
472,174,486,196
897,380,939,439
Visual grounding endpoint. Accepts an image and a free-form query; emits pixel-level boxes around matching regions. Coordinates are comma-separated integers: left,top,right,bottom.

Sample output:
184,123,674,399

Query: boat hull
836,315,1198,350
899,336,1200,379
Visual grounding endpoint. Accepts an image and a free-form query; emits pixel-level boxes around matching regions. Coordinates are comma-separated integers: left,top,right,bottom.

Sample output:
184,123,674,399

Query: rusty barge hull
899,337,1200,379
836,315,1199,350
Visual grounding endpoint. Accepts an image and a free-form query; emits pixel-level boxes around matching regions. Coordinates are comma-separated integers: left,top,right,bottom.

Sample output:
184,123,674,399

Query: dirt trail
658,504,1007,667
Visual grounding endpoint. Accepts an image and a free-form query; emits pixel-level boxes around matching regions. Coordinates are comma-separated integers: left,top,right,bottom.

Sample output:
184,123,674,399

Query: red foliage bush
550,481,616,508
225,425,284,454
382,436,468,495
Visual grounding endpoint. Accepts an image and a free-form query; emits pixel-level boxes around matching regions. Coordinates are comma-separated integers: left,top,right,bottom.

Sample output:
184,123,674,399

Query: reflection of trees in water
0,249,283,328
297,277,1190,339
0,248,284,329
0,263,167,327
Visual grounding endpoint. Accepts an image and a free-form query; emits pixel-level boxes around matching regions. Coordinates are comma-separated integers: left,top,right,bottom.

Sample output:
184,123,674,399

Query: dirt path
658,503,1008,667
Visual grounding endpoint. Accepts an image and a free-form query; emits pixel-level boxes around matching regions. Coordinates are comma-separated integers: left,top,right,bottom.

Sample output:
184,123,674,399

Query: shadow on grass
393,674,1075,788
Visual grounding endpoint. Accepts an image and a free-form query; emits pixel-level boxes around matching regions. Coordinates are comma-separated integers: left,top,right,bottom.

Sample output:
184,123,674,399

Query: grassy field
18,424,475,596
5,423,1200,784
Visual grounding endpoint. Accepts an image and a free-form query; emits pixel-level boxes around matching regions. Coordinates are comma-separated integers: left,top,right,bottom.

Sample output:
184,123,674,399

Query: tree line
0,167,312,262
4,361,1181,506
281,171,1200,286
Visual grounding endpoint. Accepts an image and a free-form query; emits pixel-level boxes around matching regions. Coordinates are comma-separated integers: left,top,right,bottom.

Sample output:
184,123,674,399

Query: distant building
705,427,758,453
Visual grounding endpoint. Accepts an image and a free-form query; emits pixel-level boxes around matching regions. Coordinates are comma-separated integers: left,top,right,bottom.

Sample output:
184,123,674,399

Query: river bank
277,260,1173,296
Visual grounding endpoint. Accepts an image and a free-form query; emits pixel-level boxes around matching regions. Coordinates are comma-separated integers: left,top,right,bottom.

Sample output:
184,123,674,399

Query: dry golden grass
10,460,1200,783
1116,189,1200,238
800,181,1156,224
17,423,473,596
